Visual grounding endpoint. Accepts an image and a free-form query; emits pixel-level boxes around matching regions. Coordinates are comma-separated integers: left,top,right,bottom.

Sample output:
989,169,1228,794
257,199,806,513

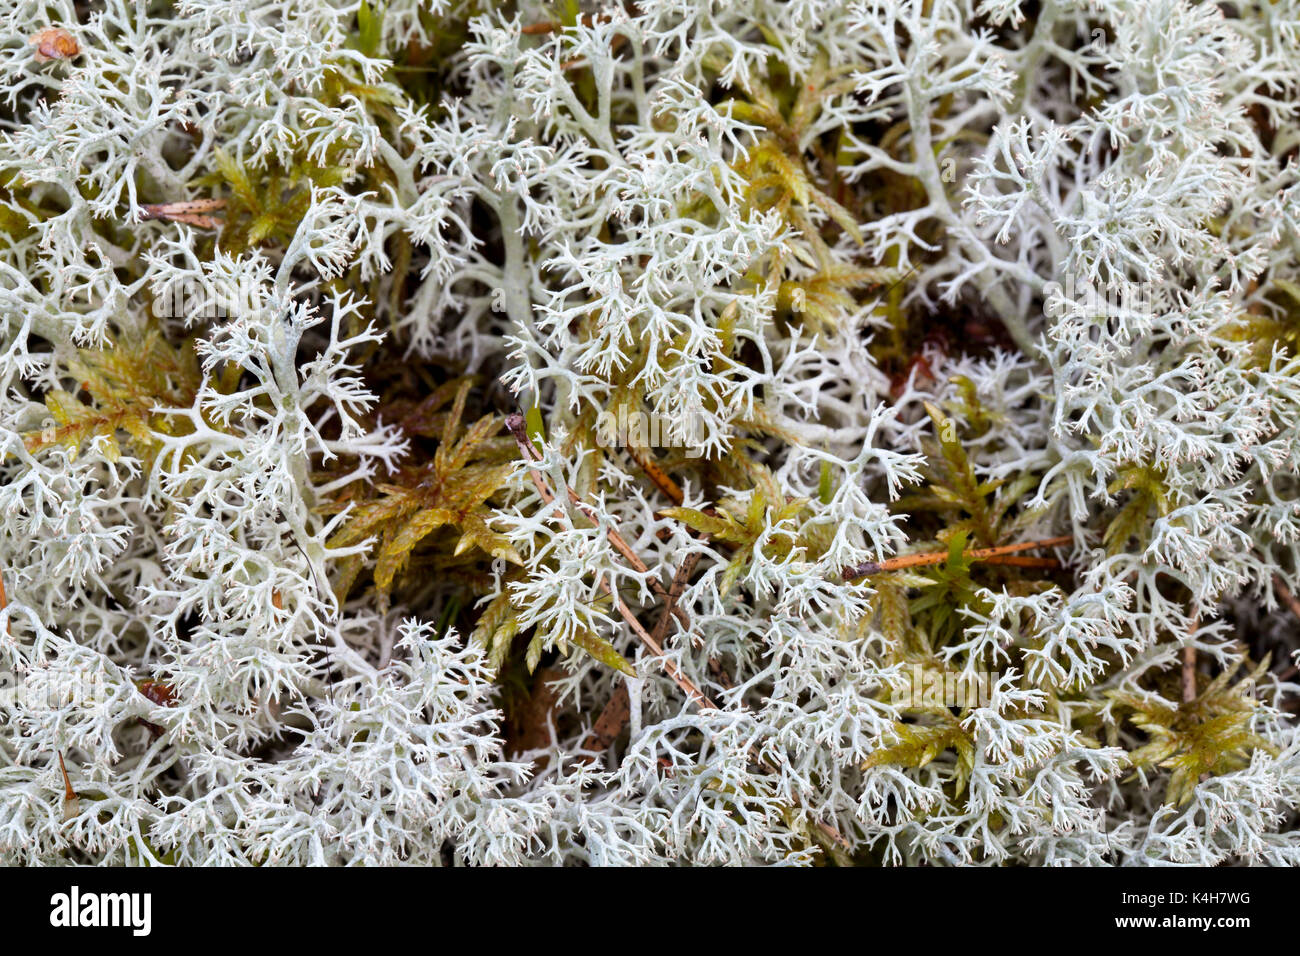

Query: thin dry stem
1274,575,1300,622
506,414,715,709
506,416,687,626
505,414,849,852
843,534,1074,581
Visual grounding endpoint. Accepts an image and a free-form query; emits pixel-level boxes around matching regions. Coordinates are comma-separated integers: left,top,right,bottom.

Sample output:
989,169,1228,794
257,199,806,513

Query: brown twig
581,551,701,758
581,683,631,756
505,414,714,709
505,414,849,851
624,444,741,686
842,534,1074,581
1274,575,1300,623
652,551,700,646
625,443,686,506
641,470,1055,573
506,416,688,629
519,14,627,71
520,14,610,34
1271,577,1300,685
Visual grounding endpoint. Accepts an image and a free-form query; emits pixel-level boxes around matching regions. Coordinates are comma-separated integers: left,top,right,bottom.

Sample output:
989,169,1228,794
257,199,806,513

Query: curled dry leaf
57,751,79,823
30,27,79,63
138,198,226,229
137,679,178,738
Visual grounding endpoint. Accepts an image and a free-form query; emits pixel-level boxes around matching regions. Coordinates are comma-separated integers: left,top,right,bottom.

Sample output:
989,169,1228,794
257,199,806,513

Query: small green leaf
946,529,969,566
572,629,637,677
525,405,546,453
357,1,383,57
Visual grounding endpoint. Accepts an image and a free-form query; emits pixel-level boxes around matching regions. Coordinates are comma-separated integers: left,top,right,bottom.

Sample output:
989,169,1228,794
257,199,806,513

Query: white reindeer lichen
1,0,1299,865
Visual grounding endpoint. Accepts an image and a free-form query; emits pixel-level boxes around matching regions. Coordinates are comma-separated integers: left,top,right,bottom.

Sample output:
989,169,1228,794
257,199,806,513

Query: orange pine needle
843,534,1074,581
625,443,685,506
980,555,1062,570
57,751,77,802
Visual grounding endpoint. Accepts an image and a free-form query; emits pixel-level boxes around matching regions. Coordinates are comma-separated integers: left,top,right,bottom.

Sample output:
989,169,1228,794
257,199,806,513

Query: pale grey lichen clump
1,0,1299,865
